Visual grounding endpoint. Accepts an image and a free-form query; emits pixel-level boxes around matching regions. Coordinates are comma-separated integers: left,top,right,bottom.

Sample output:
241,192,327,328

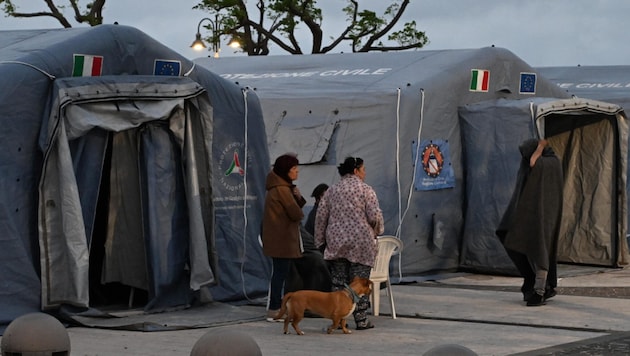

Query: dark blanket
496,139,563,271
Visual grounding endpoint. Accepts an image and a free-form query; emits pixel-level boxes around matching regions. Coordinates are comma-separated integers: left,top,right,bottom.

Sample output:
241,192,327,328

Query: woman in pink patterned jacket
314,156,384,330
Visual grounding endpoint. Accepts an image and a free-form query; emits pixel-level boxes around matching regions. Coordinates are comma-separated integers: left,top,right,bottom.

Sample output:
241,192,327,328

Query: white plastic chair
369,235,403,319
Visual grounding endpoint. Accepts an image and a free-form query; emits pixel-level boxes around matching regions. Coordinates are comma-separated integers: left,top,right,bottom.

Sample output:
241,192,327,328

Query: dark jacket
496,139,563,271
261,171,306,258
304,202,318,236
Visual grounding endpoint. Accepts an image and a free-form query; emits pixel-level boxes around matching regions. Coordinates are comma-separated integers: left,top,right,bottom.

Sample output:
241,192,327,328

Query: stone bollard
423,343,478,356
190,330,261,356
1,312,70,356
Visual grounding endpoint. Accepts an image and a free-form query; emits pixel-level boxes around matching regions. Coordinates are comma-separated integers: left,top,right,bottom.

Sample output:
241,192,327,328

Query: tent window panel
550,119,615,265
268,115,337,164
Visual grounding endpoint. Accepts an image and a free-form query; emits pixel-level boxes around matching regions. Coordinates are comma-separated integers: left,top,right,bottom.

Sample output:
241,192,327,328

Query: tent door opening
544,113,621,266
88,122,193,309
39,77,215,312
89,131,148,309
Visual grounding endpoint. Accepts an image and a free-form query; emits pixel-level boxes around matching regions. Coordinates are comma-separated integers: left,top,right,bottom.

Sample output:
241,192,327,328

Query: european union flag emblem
154,59,181,76
519,72,536,94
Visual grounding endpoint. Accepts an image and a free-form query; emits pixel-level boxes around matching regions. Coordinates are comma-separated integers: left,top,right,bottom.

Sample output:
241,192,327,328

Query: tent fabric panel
0,69,56,330
190,77,271,302
139,122,193,310
102,130,148,290
0,235,42,329
180,100,217,291
69,130,109,248
458,99,537,274
267,114,337,164
617,112,630,266
536,99,628,267
550,120,616,265
39,117,91,307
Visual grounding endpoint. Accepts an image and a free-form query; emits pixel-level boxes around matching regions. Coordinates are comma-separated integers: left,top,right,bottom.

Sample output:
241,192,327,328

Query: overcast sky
1,0,627,67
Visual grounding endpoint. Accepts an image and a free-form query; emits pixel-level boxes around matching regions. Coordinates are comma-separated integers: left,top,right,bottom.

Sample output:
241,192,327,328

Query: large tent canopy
195,48,630,281
0,25,270,333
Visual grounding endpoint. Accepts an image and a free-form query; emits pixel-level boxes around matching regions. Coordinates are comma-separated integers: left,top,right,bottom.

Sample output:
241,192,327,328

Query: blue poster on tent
412,139,455,191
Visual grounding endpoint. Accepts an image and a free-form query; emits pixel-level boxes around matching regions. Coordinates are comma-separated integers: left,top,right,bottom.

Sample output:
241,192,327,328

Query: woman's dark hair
311,183,329,199
273,153,299,182
337,156,363,176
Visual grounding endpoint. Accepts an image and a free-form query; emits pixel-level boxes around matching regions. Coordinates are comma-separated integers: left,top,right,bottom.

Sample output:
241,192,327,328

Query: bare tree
193,0,429,55
0,0,106,27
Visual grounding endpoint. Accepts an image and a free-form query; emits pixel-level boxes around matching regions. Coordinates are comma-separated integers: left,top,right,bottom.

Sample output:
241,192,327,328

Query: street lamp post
191,15,223,58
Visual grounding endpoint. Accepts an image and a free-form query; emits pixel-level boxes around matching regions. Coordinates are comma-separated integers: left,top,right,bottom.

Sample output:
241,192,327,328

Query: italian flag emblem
224,151,245,176
470,69,489,92
72,54,103,77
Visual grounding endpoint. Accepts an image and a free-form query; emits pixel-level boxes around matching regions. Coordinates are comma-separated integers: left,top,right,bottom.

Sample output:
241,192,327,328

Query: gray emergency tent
459,97,629,273
195,48,574,279
0,25,270,333
537,65,630,109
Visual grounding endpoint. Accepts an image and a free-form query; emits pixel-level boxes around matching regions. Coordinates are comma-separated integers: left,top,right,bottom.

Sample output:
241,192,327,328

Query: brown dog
274,276,373,335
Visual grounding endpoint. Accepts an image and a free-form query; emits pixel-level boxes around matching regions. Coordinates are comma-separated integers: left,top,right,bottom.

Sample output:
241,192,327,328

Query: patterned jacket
314,174,384,266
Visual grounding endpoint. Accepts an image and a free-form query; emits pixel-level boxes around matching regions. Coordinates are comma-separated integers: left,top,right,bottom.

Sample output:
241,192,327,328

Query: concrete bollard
423,343,478,356
1,312,70,356
190,330,261,356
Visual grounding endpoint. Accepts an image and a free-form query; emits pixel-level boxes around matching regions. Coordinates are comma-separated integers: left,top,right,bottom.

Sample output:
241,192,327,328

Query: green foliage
194,0,429,55
1,0,17,15
388,21,428,48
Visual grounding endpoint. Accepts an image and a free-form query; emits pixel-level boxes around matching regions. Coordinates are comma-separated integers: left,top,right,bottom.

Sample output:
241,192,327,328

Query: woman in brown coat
261,153,306,320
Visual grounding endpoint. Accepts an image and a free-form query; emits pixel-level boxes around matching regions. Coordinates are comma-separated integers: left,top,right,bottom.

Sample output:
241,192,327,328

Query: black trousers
507,249,557,296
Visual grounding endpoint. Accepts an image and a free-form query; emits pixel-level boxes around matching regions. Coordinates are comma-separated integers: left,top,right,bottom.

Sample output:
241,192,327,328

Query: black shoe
356,321,375,330
544,288,557,300
522,290,534,302
526,293,546,306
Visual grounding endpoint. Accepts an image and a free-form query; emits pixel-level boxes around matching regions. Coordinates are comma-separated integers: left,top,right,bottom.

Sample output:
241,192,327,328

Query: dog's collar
343,283,361,304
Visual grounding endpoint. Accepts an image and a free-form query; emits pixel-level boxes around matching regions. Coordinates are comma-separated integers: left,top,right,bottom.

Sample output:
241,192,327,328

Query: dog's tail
274,292,292,320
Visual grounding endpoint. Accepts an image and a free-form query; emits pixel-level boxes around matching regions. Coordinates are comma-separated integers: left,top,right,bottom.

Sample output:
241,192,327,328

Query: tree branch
358,0,409,52
360,43,423,52
321,0,358,53
283,0,321,53
9,0,104,27
245,19,301,54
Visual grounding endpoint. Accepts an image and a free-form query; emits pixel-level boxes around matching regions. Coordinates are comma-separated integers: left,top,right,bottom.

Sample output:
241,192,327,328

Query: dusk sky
1,1,627,67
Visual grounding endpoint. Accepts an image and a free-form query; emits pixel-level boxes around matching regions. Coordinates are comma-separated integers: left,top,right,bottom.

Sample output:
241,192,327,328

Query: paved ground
2,264,630,355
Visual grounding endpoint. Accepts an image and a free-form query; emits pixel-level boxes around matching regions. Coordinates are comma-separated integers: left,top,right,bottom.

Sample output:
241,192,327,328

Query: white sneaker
266,309,283,322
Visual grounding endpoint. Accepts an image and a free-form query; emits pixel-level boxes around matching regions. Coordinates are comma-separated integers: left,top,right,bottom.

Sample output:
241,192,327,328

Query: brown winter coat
262,171,306,258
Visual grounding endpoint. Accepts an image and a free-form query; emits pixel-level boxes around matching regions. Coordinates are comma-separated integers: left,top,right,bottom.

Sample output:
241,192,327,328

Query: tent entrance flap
39,77,216,311
544,116,621,266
